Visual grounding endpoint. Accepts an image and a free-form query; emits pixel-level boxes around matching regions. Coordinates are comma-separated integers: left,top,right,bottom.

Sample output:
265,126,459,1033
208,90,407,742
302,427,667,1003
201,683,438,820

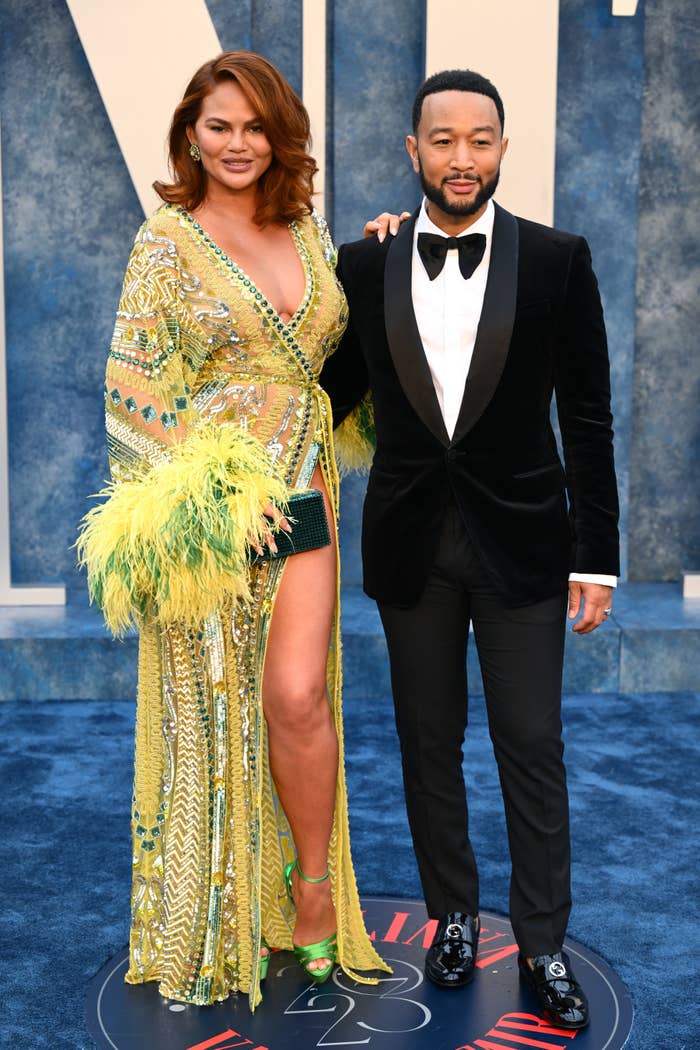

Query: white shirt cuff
568,573,617,588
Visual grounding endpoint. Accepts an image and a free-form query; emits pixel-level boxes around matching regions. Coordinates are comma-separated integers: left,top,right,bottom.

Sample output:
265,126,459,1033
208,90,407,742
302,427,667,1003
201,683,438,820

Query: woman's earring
189,142,201,162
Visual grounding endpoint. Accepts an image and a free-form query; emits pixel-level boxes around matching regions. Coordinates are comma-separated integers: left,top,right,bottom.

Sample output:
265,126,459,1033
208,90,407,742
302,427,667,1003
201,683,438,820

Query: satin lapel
452,204,519,444
384,209,450,446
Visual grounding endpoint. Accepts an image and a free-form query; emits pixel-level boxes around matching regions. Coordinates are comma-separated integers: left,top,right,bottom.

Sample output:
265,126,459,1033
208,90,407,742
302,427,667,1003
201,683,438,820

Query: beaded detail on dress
93,204,387,1009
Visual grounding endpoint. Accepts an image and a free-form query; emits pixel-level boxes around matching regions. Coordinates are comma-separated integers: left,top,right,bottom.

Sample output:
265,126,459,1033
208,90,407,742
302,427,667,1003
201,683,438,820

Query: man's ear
501,136,509,159
406,134,420,174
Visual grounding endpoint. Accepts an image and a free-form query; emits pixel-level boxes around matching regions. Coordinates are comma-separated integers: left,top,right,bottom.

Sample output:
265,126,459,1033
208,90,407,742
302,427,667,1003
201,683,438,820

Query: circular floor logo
86,898,633,1050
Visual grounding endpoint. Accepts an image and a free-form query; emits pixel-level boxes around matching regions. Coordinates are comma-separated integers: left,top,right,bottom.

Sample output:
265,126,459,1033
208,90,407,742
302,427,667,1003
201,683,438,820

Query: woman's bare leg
263,465,338,970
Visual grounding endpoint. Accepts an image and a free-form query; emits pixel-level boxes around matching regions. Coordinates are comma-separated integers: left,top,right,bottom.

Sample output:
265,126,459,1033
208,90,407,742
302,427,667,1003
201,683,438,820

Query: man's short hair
412,69,505,134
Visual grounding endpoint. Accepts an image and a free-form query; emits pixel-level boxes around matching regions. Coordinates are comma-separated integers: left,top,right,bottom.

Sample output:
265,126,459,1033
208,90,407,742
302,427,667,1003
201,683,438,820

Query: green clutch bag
250,489,331,563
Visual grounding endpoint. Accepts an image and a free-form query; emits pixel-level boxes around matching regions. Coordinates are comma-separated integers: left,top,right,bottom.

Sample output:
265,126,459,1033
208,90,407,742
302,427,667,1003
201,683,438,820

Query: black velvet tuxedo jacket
320,203,620,607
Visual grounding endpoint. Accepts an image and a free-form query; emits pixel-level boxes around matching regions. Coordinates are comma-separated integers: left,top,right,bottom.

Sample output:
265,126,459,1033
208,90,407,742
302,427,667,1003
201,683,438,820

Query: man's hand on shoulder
568,581,613,634
363,211,411,242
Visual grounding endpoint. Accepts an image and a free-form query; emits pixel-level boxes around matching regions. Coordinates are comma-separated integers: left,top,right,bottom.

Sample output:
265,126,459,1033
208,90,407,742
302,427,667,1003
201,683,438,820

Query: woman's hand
252,503,292,556
363,211,412,243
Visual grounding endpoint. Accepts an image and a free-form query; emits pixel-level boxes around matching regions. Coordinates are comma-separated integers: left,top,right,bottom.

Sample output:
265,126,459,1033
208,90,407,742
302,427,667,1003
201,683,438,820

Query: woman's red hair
154,51,317,226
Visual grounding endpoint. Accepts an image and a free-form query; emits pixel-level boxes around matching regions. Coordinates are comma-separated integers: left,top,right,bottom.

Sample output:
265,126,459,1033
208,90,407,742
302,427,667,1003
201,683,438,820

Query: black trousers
377,502,571,955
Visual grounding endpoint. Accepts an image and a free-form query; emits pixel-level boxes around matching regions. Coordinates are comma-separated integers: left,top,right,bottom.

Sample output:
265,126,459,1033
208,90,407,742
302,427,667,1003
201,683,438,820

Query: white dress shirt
412,199,494,439
411,198,616,590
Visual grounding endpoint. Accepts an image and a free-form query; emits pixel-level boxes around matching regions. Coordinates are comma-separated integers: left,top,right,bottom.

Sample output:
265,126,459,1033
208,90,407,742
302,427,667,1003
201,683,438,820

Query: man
320,70,619,1029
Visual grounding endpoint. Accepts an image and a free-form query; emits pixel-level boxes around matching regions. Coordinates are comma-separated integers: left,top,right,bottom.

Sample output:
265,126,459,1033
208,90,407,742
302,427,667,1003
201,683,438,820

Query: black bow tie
417,231,487,281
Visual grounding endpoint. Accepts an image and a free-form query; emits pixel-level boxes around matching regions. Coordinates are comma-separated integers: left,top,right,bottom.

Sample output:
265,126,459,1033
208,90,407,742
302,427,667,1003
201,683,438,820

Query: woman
79,51,388,1010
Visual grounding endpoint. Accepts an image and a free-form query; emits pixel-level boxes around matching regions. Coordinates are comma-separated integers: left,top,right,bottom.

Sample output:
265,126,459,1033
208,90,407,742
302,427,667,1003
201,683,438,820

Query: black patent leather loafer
518,951,589,1029
425,912,479,988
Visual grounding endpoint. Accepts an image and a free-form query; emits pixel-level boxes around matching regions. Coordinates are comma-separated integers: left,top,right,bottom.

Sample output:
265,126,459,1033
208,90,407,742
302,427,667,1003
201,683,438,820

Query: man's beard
419,160,500,217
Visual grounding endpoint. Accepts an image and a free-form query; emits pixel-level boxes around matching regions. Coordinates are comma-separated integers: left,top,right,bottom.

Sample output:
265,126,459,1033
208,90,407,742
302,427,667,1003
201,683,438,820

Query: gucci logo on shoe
549,960,567,978
445,923,463,939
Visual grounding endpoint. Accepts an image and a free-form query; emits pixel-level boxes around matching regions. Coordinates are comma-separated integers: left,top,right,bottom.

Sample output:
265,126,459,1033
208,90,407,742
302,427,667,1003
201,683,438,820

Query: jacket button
446,449,457,463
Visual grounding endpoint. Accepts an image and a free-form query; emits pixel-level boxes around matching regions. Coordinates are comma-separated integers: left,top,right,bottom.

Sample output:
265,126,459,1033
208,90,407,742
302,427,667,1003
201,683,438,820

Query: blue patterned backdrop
1,0,698,594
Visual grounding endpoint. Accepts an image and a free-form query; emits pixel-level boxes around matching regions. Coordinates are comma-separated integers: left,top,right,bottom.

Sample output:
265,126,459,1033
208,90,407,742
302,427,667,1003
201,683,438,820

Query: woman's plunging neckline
180,207,313,331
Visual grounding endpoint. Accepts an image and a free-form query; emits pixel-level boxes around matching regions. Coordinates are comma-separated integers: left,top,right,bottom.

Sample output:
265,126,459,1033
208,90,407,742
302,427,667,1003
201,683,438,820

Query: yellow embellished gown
86,204,386,1009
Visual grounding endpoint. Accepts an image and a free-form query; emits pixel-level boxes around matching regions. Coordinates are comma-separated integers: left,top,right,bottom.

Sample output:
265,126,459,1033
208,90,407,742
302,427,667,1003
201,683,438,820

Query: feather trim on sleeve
332,393,376,477
76,421,289,635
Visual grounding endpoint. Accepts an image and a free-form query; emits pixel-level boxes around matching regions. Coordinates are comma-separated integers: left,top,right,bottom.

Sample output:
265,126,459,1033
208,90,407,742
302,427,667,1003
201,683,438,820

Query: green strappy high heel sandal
260,938,270,981
283,859,338,984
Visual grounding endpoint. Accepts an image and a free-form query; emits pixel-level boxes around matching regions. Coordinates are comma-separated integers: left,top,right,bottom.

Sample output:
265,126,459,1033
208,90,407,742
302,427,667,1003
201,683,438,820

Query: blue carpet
1,691,698,1048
